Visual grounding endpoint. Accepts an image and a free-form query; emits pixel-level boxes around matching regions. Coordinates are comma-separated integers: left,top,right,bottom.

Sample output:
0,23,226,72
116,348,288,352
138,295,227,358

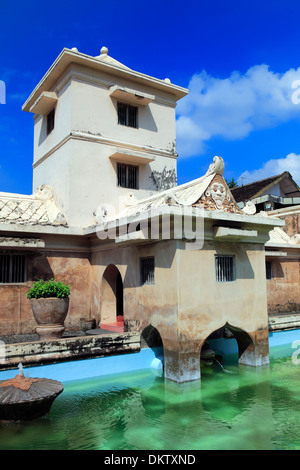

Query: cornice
32,131,177,169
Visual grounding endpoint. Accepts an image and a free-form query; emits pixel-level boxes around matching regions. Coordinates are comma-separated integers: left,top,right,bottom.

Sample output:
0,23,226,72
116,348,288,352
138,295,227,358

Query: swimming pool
0,329,299,450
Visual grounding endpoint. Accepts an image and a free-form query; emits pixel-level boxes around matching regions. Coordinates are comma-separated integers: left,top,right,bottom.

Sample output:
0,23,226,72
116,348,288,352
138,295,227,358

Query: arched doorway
100,264,124,332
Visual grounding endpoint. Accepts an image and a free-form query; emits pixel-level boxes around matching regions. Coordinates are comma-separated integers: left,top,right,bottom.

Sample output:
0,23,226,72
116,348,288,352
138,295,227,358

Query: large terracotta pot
30,297,70,341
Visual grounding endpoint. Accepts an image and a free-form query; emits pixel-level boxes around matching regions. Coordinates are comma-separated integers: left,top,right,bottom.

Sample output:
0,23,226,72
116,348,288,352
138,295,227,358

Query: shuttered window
215,255,235,282
140,257,155,285
117,102,138,128
117,163,138,189
0,254,27,283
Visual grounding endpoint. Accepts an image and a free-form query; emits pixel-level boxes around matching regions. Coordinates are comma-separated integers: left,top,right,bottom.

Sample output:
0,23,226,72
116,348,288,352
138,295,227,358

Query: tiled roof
231,172,287,202
0,185,67,227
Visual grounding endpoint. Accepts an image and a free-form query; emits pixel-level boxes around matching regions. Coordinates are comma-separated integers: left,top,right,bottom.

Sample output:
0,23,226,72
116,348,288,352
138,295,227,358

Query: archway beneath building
100,264,124,332
141,325,164,373
141,324,163,349
200,322,254,372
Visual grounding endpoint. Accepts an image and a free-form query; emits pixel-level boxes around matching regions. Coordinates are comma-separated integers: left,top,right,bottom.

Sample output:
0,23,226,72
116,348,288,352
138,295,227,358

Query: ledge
265,251,287,257
29,91,58,115
213,226,258,240
110,149,155,165
109,85,155,106
0,332,141,370
268,314,300,331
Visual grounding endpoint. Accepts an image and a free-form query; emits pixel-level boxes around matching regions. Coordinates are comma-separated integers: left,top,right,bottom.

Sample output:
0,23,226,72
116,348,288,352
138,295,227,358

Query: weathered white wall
33,64,179,227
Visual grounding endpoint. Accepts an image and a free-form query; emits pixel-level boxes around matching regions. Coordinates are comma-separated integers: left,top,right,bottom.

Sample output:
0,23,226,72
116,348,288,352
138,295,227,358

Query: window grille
47,108,55,135
140,257,155,285
117,163,138,189
266,261,272,280
215,255,235,282
0,254,26,283
117,102,138,128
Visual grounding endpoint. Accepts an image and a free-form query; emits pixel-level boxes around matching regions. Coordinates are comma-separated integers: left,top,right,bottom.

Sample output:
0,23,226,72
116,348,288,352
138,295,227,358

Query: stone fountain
0,364,64,421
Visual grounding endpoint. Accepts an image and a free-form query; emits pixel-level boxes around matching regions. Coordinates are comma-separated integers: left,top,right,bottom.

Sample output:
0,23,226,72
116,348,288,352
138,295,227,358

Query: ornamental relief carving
194,175,242,214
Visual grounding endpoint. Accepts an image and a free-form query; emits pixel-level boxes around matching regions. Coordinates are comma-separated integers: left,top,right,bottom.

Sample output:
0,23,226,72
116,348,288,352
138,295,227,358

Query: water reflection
0,357,300,449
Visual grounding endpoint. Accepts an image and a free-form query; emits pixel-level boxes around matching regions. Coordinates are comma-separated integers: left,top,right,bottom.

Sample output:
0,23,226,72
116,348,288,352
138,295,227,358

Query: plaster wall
32,66,178,226
32,140,71,218
177,240,268,341
280,212,300,237
90,240,179,335
70,64,177,151
267,255,300,313
0,251,91,336
33,79,72,165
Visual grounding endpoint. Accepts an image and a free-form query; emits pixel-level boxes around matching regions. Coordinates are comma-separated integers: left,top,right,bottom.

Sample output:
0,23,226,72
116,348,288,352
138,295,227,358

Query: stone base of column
238,329,270,367
164,349,201,383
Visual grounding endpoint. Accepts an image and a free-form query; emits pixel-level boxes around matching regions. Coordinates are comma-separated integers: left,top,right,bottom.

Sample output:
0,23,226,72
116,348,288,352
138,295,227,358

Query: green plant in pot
27,279,70,341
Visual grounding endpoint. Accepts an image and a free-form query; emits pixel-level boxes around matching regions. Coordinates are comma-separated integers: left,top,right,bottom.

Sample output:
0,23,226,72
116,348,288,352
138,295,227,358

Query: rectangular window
0,254,27,283
215,255,235,282
266,261,272,280
47,108,55,135
117,102,138,128
140,257,155,285
117,163,138,189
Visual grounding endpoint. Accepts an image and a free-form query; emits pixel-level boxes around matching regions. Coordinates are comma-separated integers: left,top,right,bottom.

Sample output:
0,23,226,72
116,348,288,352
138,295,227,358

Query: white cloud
239,153,300,186
176,65,300,158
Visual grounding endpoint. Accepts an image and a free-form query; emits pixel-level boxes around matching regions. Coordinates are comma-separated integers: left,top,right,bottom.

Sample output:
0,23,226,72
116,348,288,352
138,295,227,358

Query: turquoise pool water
1,345,300,450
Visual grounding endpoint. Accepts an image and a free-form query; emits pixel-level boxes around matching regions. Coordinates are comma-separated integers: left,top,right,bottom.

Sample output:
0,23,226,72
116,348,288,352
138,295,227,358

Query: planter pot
30,297,70,341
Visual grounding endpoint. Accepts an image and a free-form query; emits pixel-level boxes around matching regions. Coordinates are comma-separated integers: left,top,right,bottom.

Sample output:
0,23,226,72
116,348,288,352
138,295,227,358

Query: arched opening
100,264,124,332
200,322,253,372
141,325,164,375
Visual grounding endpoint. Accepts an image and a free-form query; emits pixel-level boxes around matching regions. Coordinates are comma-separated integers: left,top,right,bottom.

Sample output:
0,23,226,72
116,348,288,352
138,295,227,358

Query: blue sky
1,0,300,194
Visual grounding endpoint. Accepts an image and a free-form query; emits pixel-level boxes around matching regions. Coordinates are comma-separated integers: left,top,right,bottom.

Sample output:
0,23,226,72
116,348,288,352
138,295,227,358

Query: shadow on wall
100,264,124,326
205,322,253,364
27,253,54,282
141,324,164,356
214,245,255,280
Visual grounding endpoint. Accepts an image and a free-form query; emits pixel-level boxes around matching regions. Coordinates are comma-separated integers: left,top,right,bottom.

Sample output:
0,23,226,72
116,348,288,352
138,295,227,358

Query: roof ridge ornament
205,156,225,177
100,46,108,56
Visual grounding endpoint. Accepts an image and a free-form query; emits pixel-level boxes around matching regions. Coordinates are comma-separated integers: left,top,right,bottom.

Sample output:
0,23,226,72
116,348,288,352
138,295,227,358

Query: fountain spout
18,363,24,377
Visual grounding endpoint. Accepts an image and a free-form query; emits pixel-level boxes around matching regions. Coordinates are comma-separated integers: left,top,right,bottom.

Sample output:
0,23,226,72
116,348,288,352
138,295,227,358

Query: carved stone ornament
205,156,225,177
195,174,242,214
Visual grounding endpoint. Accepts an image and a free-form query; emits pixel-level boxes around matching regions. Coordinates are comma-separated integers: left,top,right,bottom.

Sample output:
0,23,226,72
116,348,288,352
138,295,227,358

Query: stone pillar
163,340,202,383
238,328,270,367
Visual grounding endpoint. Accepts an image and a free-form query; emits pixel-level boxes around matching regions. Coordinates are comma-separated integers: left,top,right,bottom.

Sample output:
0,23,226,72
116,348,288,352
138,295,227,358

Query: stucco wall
177,240,268,341
91,238,269,344
32,65,178,227
280,212,300,238
0,251,91,336
267,256,300,314
90,240,179,334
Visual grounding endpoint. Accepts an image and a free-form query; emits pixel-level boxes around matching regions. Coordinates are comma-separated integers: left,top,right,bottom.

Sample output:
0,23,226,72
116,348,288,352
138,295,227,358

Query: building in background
232,174,300,317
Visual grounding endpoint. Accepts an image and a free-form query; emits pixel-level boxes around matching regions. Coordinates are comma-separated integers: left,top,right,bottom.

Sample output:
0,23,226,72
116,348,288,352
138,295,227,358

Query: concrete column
238,328,270,367
163,344,201,383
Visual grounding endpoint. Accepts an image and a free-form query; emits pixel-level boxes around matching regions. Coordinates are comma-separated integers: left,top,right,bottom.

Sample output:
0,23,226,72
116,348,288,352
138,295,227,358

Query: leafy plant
27,279,70,299
225,177,239,189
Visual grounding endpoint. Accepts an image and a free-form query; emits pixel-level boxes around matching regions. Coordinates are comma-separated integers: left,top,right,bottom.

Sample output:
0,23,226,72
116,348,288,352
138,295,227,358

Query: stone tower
22,46,188,227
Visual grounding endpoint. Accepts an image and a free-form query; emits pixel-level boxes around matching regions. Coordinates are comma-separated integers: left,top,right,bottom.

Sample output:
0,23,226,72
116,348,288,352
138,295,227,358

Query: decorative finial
164,78,171,83
205,156,225,177
71,47,78,52
100,46,108,56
